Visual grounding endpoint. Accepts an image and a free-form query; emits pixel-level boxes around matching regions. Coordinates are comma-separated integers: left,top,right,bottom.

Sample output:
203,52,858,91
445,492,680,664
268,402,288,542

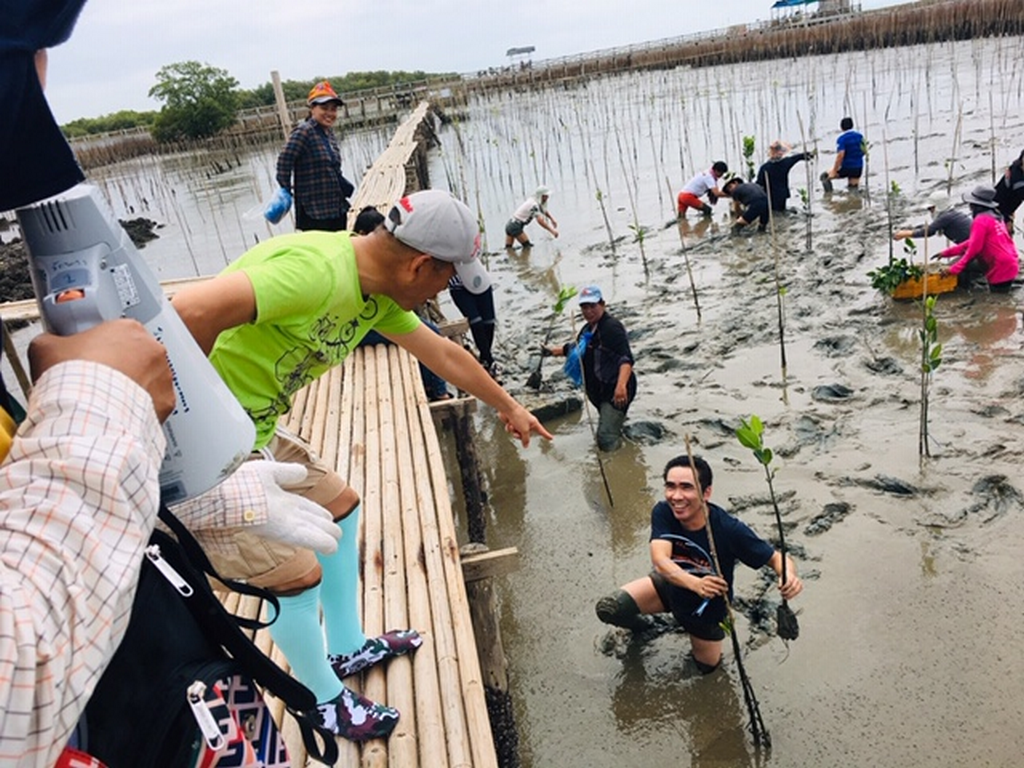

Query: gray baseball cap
385,190,490,294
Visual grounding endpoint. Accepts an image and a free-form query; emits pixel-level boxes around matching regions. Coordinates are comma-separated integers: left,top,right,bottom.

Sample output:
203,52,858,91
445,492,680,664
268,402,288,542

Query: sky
45,0,906,124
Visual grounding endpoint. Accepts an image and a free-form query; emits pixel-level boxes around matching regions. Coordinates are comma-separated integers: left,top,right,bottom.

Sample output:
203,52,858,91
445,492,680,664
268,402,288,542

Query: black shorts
649,570,726,641
837,166,863,180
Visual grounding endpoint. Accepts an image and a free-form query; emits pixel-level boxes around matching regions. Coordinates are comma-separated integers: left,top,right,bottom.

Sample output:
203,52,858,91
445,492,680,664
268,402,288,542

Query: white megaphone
16,183,255,503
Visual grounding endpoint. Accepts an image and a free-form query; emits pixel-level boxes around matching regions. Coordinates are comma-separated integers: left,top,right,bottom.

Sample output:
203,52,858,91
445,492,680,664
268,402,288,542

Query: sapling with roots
919,295,942,460
735,416,799,642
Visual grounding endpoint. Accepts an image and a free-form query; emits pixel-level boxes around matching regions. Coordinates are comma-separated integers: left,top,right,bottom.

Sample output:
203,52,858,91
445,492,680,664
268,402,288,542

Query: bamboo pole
395,348,451,768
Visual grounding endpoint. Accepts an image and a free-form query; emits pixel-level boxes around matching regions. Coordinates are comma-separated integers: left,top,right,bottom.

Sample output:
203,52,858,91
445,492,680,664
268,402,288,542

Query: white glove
244,461,341,555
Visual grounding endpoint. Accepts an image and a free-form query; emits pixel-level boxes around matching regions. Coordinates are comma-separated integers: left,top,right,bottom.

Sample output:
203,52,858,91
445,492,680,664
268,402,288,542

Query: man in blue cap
542,285,637,451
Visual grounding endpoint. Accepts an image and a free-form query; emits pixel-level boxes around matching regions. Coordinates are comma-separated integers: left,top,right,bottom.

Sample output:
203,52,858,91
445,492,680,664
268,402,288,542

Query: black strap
156,505,339,765
158,504,279,630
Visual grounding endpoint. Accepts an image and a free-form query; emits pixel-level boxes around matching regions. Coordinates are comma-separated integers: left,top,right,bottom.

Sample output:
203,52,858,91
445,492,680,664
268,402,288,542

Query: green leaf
756,447,773,466
736,426,761,451
553,286,578,314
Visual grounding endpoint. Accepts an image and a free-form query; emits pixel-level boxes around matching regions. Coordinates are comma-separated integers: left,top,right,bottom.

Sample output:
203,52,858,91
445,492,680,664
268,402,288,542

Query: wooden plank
435,318,469,338
460,547,521,582
429,396,477,418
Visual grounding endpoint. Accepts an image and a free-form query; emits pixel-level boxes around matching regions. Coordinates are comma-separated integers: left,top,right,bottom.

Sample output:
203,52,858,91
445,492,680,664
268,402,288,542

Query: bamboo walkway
346,100,436,223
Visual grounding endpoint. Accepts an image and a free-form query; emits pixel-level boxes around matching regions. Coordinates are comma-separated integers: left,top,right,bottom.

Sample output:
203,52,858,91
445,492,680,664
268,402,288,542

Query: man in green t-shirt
173,189,552,741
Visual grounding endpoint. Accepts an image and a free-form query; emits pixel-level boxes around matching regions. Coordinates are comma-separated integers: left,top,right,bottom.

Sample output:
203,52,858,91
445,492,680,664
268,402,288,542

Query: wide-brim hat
385,190,490,294
962,184,999,209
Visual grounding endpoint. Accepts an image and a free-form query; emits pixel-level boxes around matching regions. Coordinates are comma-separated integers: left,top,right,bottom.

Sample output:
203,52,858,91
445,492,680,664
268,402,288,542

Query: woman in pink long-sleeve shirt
938,185,1020,292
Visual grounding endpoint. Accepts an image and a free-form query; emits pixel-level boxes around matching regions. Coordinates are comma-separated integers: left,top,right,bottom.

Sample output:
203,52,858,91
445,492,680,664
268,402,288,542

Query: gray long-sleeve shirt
905,207,972,244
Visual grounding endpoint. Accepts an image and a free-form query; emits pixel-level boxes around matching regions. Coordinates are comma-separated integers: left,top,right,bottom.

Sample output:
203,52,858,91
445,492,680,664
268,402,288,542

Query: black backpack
74,506,339,767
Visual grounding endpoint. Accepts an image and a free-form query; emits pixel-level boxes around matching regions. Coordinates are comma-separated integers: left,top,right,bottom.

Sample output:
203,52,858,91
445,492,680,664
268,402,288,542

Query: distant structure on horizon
506,46,535,68
771,0,853,13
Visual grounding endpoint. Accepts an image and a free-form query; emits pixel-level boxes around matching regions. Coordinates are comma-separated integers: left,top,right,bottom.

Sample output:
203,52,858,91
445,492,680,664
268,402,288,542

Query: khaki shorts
198,426,350,591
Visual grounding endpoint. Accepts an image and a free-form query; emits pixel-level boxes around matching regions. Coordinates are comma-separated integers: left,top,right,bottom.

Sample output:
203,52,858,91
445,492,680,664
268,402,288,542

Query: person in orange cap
273,80,356,231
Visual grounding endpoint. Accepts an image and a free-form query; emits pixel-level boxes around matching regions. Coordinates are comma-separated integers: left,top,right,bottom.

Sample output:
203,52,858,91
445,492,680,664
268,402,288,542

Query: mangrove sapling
683,435,770,750
919,229,942,461
526,285,577,390
743,135,756,181
734,416,799,642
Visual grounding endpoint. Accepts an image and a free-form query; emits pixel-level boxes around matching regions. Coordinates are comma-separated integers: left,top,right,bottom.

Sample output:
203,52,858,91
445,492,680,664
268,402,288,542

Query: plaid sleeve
0,360,165,766
169,460,270,532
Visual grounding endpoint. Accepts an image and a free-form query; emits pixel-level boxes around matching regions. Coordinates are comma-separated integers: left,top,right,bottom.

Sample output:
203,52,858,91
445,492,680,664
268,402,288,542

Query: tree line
62,61,451,141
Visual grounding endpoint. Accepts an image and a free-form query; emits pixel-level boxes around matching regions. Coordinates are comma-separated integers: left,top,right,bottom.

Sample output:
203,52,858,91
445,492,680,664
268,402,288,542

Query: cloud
41,0,904,123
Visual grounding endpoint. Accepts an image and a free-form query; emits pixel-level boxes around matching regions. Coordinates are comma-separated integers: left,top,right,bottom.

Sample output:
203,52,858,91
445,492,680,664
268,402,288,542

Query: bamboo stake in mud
882,125,895,267
569,308,614,508
764,173,788,386
683,434,770,750
796,110,813,253
668,175,702,323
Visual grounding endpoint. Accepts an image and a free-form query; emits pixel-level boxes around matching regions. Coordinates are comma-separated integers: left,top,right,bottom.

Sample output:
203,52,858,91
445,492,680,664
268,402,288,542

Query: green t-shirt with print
210,230,420,448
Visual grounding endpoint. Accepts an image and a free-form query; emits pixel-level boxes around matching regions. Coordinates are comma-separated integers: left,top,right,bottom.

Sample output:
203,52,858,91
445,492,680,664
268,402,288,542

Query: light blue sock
267,586,343,704
319,504,368,656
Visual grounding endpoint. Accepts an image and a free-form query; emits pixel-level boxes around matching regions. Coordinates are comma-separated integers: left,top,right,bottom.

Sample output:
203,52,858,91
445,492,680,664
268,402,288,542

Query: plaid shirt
0,361,165,766
275,118,349,221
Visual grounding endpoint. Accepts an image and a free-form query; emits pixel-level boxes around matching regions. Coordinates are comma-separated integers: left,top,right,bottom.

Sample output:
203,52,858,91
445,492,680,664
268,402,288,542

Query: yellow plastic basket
890,270,958,300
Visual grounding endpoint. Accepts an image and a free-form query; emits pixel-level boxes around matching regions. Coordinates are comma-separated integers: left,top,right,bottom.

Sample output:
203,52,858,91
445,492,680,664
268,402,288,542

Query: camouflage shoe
329,629,423,679
317,686,399,742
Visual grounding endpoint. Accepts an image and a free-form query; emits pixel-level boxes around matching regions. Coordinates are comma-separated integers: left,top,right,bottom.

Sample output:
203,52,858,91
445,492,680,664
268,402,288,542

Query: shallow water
14,35,1024,768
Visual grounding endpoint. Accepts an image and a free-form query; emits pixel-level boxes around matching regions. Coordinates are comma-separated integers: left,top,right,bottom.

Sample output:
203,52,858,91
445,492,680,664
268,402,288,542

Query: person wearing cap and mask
274,80,355,232
893,191,972,245
505,185,559,248
934,185,1020,292
755,141,814,213
172,189,552,742
541,286,636,451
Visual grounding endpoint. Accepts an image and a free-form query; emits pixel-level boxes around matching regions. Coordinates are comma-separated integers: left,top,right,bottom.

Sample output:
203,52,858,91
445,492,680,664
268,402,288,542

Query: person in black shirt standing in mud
542,286,636,452
755,140,814,213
